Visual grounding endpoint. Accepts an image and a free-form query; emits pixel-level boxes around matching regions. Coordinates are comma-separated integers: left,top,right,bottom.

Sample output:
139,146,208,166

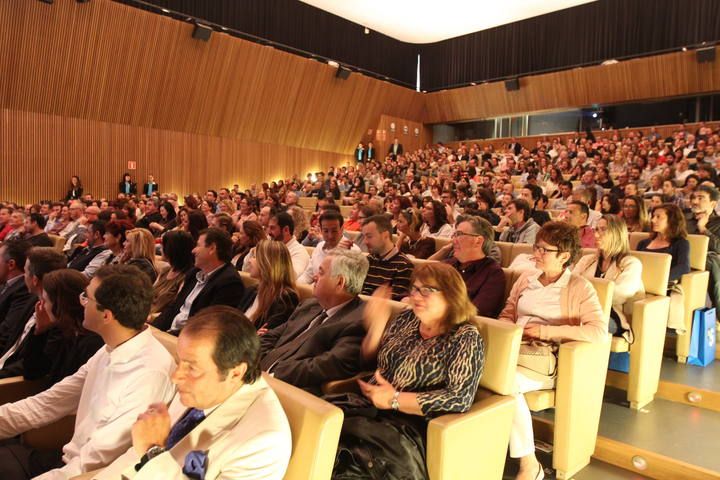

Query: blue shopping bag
688,308,716,367
608,352,630,373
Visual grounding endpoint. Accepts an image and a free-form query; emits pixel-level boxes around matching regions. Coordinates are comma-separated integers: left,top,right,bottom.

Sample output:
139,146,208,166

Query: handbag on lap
518,340,559,377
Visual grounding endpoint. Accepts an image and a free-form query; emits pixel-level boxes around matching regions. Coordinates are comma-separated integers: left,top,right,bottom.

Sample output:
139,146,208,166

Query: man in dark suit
388,138,403,158
154,228,244,334
260,249,370,395
508,137,522,156
135,198,163,230
23,214,53,248
353,143,365,163
142,174,159,197
366,141,376,161
0,240,33,325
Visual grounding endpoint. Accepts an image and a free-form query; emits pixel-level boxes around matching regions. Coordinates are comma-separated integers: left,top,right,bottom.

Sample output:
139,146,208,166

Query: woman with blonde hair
122,228,158,282
330,262,483,478
238,239,299,333
573,214,644,340
287,205,310,243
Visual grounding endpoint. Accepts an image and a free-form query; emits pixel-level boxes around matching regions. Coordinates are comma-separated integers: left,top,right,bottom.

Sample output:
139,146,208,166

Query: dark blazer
68,245,109,273
135,211,162,230
366,147,376,160
0,298,36,374
153,263,245,333
259,296,366,395
388,143,404,156
64,187,83,201
26,233,54,248
0,278,33,326
119,181,137,195
142,182,159,196
237,287,299,331
353,147,365,162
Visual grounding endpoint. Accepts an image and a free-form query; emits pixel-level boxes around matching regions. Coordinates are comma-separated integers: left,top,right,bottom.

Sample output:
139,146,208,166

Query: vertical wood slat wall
0,0,425,203
424,47,720,124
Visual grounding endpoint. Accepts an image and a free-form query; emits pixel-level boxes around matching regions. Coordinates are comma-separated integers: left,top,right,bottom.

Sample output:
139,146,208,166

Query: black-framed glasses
410,285,441,298
532,244,560,255
451,230,482,239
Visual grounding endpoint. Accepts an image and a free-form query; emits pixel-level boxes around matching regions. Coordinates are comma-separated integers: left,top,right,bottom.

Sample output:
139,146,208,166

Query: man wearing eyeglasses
444,216,506,317
687,185,720,318
0,264,176,479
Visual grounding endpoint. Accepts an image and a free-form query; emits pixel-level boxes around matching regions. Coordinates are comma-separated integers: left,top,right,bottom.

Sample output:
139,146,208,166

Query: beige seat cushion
525,390,556,412
610,336,630,353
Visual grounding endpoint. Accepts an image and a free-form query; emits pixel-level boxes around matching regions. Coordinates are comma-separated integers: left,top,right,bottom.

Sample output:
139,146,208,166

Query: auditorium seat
676,234,710,363
433,237,452,253
298,197,318,210
48,234,66,253
339,205,353,218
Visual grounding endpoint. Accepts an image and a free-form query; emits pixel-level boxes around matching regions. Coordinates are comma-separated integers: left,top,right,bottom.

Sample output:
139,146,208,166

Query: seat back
510,243,533,265
687,234,709,271
297,283,315,302
265,375,344,480
496,241,513,267
472,317,523,396
48,234,65,253
628,232,650,250
298,197,317,210
339,205,353,218
150,326,180,362
588,277,614,322
630,251,671,296
434,237,452,253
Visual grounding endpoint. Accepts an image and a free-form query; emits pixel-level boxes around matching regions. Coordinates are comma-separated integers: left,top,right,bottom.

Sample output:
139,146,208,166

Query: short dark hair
89,220,107,238
319,211,344,228
510,199,532,222
363,214,393,234
183,306,261,383
27,247,66,282
697,184,720,202
1,240,31,272
272,212,295,236
29,213,47,229
199,228,233,263
536,221,581,268
162,231,195,273
105,220,134,245
94,264,153,330
569,200,590,219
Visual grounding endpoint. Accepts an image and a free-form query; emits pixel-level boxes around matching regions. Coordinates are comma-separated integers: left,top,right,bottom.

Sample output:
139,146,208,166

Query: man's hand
523,324,541,339
696,211,709,233
132,403,172,456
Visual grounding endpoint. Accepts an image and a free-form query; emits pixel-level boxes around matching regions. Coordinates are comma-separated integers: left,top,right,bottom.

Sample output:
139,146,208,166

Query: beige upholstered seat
433,237,452,253
676,234,710,363
297,196,317,210
47,234,66,253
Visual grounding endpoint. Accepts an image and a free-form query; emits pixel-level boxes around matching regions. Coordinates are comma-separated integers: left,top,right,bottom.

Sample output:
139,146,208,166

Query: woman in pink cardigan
499,222,607,480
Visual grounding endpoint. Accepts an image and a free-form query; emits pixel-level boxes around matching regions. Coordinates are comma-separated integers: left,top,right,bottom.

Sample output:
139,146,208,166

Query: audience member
621,195,650,232
637,203,690,283
499,199,540,244
0,264,176,479
266,212,310,278
152,231,195,315
0,240,33,324
361,214,414,301
395,208,435,259
122,228,159,283
686,185,720,317
297,211,358,284
420,199,454,238
565,201,597,248
68,220,112,278
260,249,369,394
96,306,291,480
154,228,245,334
23,213,53,247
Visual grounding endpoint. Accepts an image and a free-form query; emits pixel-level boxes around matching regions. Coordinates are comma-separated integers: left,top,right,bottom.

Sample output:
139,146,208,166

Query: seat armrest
22,415,76,451
70,469,102,480
677,271,710,361
626,295,671,409
427,395,516,480
0,377,48,405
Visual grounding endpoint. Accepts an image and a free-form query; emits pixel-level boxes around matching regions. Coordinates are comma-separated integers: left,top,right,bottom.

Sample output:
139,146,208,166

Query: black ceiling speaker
336,66,351,80
504,78,520,91
697,47,716,63
192,24,212,42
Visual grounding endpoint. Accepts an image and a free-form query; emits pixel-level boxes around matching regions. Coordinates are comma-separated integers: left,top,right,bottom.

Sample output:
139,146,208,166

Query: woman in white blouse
419,199,454,239
573,214,644,341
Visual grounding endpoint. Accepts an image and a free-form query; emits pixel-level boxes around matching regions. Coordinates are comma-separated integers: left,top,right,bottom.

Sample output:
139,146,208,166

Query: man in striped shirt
360,214,414,301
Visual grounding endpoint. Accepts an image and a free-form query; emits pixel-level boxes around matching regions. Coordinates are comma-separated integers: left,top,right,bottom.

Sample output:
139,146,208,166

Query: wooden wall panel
424,48,720,124
0,0,424,155
1,109,351,204
370,115,433,157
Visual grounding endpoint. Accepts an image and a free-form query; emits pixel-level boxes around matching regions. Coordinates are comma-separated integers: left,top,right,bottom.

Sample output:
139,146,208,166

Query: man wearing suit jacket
142,174,159,197
366,141,376,161
508,137,522,156
353,143,365,162
95,306,291,480
154,228,245,334
0,240,33,325
260,249,369,395
388,138,404,158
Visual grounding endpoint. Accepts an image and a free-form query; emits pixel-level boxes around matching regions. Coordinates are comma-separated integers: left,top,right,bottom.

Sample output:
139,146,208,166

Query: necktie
165,408,205,450
301,310,328,337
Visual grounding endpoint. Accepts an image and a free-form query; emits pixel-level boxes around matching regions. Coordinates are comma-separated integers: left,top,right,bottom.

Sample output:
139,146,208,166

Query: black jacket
260,296,367,395
237,287,299,331
153,263,245,333
0,277,33,327
119,181,137,195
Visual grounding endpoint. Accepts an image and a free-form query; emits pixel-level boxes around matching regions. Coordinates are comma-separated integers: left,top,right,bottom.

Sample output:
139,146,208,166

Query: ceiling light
682,47,688,51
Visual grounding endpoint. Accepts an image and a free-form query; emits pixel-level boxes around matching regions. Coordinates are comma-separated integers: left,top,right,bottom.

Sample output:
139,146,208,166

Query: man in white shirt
297,211,358,284
95,306,292,480
267,212,309,278
0,264,176,479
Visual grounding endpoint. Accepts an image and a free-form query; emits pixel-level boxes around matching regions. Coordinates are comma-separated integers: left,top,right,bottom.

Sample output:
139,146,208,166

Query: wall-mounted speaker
336,66,351,80
697,47,716,63
192,24,212,42
505,78,520,91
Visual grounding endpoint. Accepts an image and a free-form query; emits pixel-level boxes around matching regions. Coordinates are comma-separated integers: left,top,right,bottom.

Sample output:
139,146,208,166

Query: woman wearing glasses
499,222,606,480
621,195,650,233
330,262,483,479
573,215,644,341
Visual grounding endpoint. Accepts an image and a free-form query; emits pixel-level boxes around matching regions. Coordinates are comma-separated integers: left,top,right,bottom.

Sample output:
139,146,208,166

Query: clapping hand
34,299,54,335
132,402,172,456
358,370,396,410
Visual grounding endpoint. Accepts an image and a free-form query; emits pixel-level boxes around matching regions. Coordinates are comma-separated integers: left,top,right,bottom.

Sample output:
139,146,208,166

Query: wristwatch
135,445,165,472
390,390,401,411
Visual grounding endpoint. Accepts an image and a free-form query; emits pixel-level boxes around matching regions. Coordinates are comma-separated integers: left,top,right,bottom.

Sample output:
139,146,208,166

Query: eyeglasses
410,285,440,298
532,244,560,255
452,230,481,239
79,290,102,308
